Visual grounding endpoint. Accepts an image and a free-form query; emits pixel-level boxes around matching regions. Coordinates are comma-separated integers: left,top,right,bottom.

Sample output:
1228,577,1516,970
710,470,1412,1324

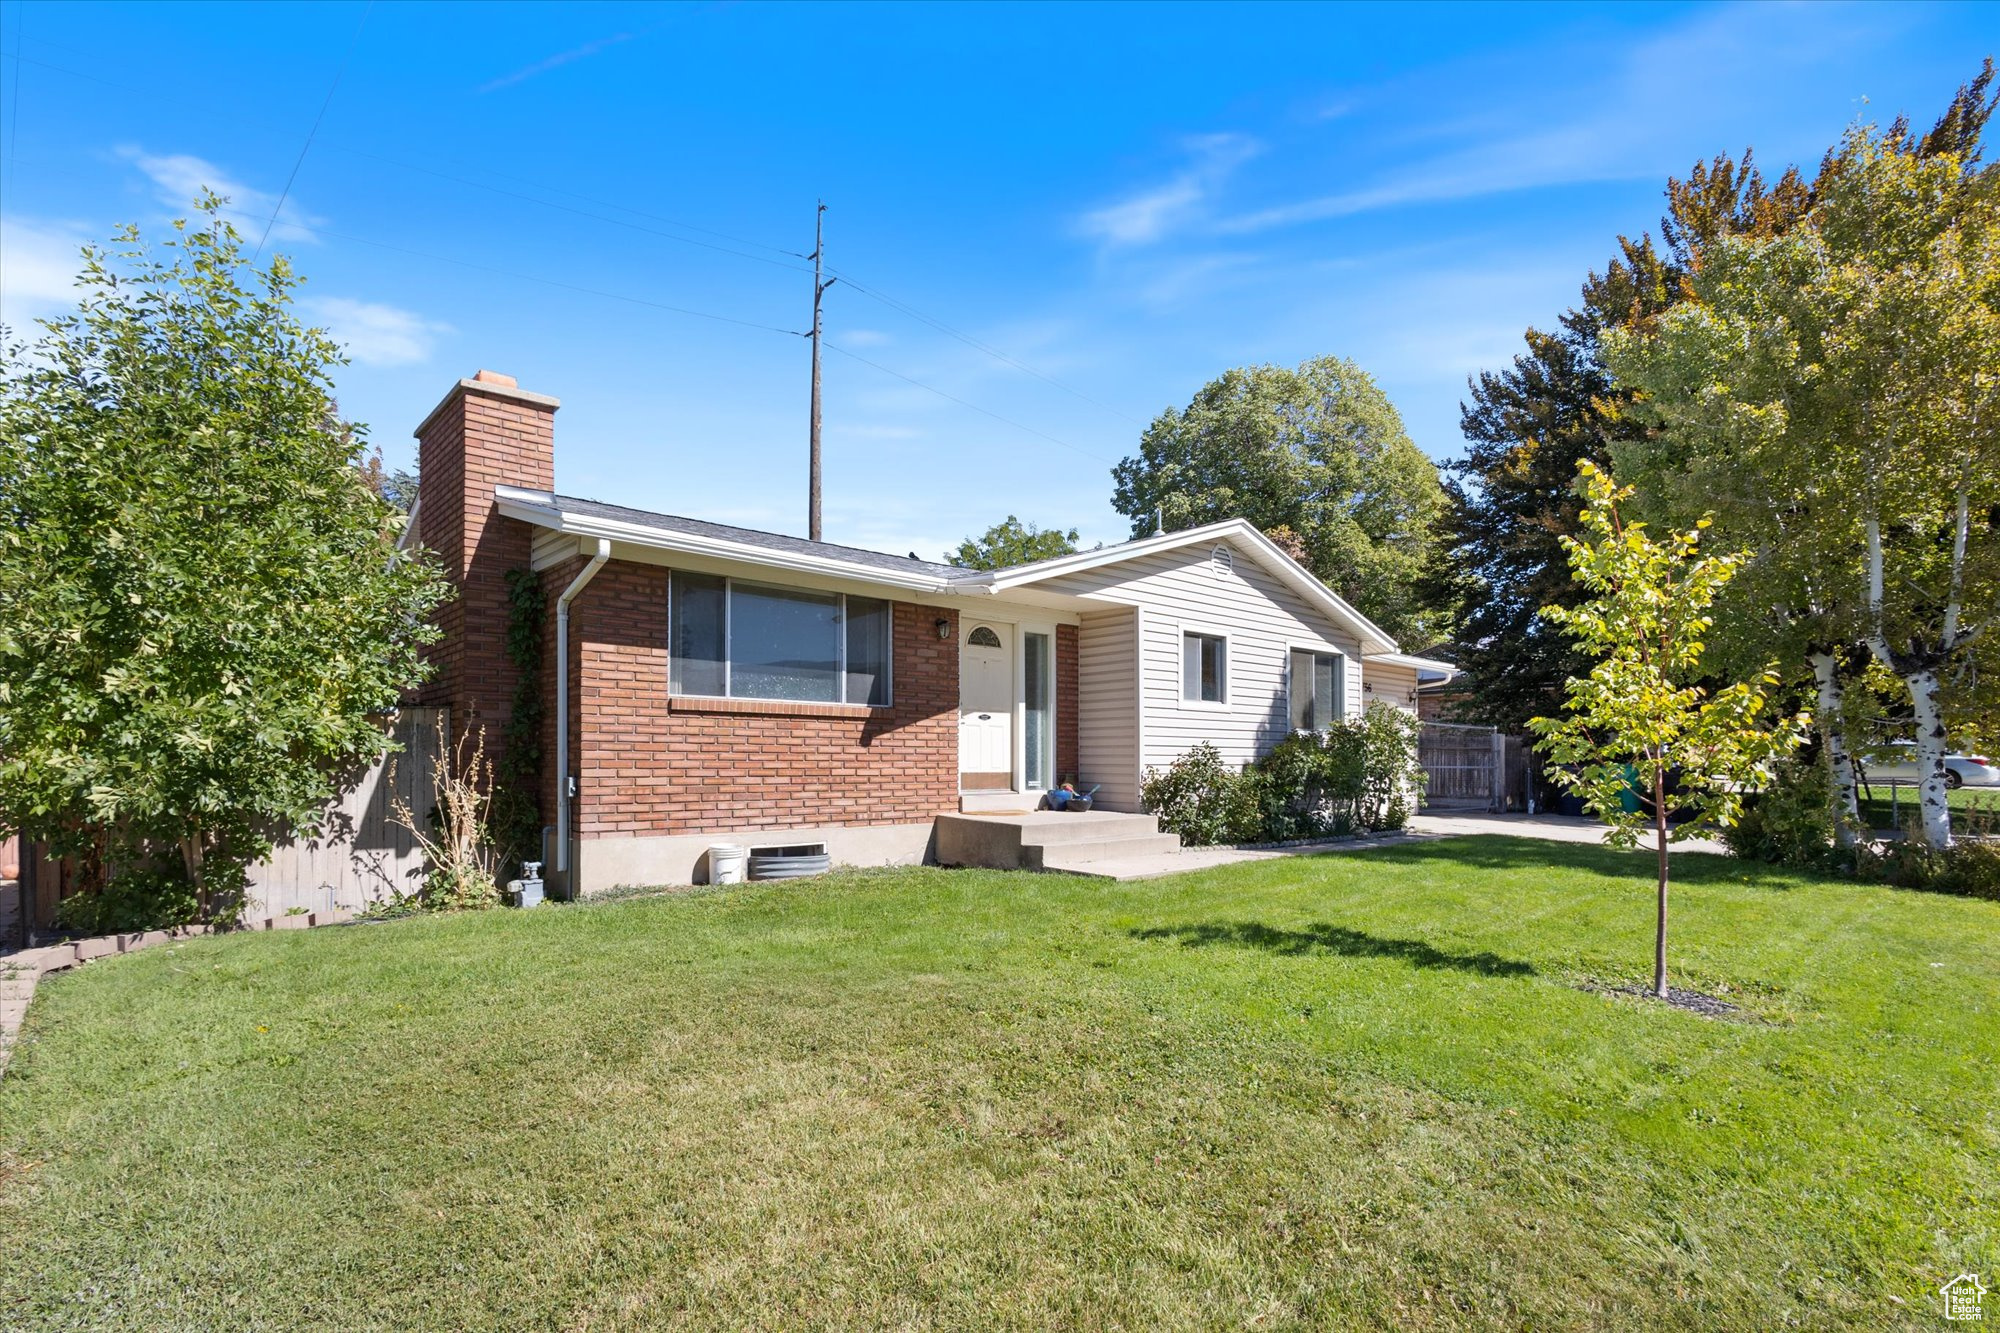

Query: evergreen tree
1430,160,1811,731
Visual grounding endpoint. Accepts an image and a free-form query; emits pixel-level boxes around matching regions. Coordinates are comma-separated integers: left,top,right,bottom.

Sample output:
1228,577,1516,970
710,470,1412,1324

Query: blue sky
2,1,1994,560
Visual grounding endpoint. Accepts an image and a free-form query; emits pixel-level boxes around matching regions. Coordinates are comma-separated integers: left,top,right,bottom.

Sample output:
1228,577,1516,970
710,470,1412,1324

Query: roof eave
985,518,1401,655
493,487,961,594
1363,651,1458,675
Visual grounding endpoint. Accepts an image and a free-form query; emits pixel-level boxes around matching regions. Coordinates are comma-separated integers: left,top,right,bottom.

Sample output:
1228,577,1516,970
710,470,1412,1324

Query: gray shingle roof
534,491,982,582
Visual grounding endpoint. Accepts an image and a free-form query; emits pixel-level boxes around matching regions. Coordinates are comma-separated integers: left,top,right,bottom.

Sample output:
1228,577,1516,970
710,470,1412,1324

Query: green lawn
1857,782,2000,834
2,838,1994,1330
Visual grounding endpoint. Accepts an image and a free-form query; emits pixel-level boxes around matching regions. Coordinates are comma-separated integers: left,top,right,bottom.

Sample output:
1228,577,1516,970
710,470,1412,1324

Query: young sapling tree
1531,463,1808,998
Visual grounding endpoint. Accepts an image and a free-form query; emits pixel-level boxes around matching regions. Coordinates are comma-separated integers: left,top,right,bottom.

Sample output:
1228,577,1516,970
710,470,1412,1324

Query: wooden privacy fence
1418,722,1534,812
16,707,447,938
1419,721,1495,807
243,707,447,918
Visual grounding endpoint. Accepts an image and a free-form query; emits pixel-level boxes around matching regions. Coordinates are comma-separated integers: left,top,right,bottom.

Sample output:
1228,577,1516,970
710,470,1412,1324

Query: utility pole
808,201,837,543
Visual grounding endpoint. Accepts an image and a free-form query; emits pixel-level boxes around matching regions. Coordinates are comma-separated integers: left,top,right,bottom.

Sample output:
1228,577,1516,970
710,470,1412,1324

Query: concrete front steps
934,811,1184,876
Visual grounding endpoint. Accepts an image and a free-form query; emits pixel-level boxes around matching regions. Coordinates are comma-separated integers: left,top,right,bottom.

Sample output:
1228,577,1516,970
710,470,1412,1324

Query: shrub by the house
1140,743,1262,847
1143,702,1425,847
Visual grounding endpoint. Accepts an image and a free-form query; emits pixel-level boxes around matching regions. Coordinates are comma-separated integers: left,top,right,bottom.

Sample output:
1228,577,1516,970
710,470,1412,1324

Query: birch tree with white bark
1605,125,2000,851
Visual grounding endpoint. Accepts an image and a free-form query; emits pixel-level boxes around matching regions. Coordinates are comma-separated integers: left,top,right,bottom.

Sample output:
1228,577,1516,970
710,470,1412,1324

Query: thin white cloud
1076,133,1263,248
118,147,326,243
479,31,636,94
304,297,453,368
840,328,894,347
0,215,95,330
1213,4,1894,237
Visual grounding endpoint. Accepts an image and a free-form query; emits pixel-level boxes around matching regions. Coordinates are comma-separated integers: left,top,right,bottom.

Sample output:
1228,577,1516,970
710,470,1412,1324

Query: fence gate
1419,721,1498,809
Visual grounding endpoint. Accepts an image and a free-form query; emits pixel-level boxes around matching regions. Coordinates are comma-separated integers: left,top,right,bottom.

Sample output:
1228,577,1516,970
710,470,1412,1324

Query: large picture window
1289,648,1343,731
670,572,891,706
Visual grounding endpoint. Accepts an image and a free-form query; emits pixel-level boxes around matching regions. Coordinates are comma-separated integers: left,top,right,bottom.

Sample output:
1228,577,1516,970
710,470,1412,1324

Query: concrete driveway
1407,810,1731,856
1078,809,1731,880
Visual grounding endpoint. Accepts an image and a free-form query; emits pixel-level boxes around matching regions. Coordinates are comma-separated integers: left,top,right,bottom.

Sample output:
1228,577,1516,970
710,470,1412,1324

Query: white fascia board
493,486,956,595
1362,652,1457,674
982,517,1402,656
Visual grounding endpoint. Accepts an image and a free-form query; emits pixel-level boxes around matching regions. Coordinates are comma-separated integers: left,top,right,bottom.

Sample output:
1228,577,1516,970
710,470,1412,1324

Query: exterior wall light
935,617,951,640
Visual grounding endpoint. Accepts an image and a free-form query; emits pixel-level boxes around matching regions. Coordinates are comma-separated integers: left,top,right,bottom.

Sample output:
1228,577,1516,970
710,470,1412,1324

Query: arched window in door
967,625,1002,648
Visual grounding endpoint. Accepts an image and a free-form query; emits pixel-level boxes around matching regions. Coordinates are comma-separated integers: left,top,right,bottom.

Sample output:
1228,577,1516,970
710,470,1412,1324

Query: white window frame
1178,624,1231,710
1016,622,1058,792
1285,639,1348,731
667,572,895,708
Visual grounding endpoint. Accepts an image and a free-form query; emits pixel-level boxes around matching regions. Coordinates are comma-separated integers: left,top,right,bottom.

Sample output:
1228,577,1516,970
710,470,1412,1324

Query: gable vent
1212,545,1234,577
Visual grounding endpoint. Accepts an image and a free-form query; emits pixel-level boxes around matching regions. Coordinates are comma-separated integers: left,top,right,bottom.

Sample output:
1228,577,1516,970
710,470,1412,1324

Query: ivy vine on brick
488,568,547,873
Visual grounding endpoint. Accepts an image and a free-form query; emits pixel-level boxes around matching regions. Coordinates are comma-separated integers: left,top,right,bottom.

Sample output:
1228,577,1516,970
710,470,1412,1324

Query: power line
824,342,1112,464
212,204,805,337
254,2,371,262
6,2,23,165
6,147,1111,467
828,267,1146,427
331,149,812,274
6,46,812,267
3,43,1122,465
7,41,1137,435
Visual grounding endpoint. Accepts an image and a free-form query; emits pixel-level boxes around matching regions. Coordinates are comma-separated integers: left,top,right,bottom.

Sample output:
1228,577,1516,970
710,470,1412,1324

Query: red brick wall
1057,623,1079,784
410,375,556,771
559,560,960,837
537,555,583,855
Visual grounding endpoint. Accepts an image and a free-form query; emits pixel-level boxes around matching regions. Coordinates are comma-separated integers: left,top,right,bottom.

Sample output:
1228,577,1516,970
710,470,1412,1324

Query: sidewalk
1079,810,1729,880
1406,811,1731,856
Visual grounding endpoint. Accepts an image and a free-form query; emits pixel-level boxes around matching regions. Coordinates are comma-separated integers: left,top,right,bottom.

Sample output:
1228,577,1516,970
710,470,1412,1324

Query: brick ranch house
410,370,1450,896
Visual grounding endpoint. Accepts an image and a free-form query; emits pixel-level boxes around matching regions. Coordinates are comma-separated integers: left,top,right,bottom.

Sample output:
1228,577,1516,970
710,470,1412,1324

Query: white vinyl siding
1365,661,1423,715
531,527,579,570
1076,607,1141,812
1037,539,1366,774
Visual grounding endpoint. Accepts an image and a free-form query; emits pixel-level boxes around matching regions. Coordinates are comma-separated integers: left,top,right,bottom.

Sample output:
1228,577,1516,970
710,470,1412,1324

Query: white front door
960,623,1013,787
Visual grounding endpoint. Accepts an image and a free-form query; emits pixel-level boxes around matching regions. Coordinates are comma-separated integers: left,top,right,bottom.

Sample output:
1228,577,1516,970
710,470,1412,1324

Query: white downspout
555,538,612,892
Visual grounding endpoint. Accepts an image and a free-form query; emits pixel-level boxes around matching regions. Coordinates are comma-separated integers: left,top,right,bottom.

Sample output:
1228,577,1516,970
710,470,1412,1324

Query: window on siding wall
1183,631,1226,704
1289,649,1343,731
669,573,891,706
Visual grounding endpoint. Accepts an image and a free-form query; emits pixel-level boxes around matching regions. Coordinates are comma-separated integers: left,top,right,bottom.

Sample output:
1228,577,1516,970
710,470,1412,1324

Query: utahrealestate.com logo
1943,1274,1987,1322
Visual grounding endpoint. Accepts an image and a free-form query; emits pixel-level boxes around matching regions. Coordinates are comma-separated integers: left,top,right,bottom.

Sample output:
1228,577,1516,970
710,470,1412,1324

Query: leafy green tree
0,197,451,922
1604,67,2000,852
1111,356,1448,646
1436,66,1995,735
948,514,1079,570
1532,464,1807,999
1605,118,2000,851
1432,154,1813,731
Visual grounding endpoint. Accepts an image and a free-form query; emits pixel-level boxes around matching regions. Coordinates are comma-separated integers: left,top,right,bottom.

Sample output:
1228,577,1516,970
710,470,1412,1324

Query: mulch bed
1584,981,1743,1019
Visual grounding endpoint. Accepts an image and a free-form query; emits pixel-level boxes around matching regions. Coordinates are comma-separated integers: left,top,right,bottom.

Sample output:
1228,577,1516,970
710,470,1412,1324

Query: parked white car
1857,742,2000,789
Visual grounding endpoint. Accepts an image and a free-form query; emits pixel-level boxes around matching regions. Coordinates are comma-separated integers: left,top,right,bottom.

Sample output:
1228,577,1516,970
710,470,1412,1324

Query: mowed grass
1857,782,2000,833
1,838,1994,1331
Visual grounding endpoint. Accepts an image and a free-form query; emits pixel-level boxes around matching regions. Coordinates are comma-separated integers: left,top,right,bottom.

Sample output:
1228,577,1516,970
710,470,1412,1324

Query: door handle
978,713,992,720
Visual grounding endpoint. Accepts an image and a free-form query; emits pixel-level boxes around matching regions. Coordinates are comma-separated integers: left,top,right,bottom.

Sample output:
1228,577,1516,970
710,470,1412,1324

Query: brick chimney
410,370,559,745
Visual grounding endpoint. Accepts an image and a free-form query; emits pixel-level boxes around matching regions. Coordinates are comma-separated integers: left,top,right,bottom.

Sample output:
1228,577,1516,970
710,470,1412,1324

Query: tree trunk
179,832,208,921
1653,768,1669,999
1909,670,1954,851
1808,651,1860,852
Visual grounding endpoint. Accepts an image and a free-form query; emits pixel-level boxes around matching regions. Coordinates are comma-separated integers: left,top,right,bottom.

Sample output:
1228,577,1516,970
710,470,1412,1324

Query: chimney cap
413,373,560,440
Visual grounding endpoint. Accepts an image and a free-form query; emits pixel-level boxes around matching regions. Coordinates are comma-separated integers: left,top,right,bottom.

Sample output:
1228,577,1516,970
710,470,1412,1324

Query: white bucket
708,843,748,885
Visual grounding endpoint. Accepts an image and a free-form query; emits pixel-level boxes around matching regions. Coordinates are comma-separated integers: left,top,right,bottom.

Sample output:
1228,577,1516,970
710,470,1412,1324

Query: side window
1289,649,1343,730
1183,631,1226,704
